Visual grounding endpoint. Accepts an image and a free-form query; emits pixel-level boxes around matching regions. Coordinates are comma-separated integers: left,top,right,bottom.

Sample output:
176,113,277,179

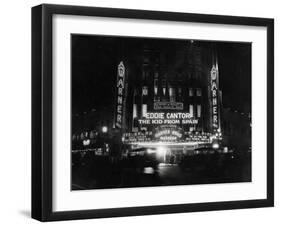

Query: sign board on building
154,128,183,141
115,61,126,129
154,101,184,110
138,112,198,125
210,65,219,131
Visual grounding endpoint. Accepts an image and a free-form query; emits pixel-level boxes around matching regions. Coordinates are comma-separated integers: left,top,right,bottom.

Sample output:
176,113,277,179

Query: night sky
217,42,251,113
71,35,251,115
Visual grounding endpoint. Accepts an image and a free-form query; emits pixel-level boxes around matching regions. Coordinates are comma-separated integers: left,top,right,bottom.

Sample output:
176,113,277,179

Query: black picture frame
32,4,274,222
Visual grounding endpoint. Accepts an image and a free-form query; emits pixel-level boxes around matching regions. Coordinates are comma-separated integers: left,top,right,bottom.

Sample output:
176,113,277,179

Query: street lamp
83,139,90,146
102,126,108,133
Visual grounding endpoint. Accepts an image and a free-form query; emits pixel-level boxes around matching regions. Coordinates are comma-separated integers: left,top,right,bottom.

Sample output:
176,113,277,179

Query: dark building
221,108,251,152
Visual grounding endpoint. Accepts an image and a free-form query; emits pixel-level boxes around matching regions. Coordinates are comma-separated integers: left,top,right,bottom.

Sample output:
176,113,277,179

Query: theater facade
113,41,223,149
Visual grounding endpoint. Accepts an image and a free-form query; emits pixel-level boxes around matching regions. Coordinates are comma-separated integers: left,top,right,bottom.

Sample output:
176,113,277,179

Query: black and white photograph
71,35,252,190
30,3,274,222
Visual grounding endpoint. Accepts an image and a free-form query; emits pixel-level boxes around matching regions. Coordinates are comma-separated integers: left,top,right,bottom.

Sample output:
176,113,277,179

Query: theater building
113,41,223,149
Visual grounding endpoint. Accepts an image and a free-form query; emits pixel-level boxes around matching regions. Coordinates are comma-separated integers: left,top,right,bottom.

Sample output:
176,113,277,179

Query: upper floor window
189,104,194,117
197,105,202,117
196,88,202,96
142,86,148,96
189,88,193,97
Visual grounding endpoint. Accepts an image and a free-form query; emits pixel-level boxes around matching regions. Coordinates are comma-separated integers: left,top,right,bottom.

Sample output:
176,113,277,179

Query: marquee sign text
138,112,198,125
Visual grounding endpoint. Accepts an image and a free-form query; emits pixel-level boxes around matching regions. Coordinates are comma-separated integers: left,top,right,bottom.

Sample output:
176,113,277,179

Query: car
128,147,159,170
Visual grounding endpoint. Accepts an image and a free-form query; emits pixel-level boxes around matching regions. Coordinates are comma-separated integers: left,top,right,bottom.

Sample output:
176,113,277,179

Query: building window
142,86,148,96
142,104,147,117
90,131,95,139
197,105,201,117
178,87,182,97
189,88,193,96
133,104,137,119
154,71,159,78
162,80,166,95
189,104,194,117
196,88,202,96
154,79,158,95
169,87,176,102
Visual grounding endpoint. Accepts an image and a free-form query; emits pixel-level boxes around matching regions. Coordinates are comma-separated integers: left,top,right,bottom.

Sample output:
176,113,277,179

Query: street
72,151,251,190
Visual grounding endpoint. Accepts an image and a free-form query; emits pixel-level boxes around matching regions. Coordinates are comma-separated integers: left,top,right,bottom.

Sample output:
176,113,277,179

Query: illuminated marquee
115,61,125,129
154,128,183,141
210,65,219,131
144,112,192,119
138,112,198,125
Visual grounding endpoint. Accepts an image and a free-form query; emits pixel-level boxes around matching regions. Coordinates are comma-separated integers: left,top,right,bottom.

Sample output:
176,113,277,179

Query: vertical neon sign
210,64,219,132
115,61,125,129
